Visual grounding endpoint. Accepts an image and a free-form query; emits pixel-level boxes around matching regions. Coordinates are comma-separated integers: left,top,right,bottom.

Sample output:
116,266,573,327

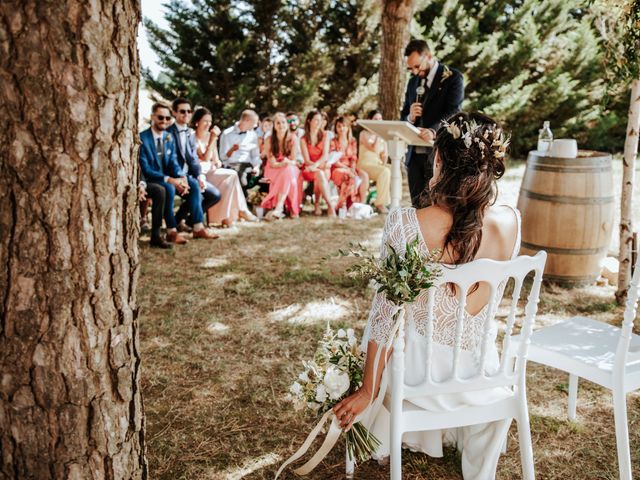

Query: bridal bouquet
287,325,381,463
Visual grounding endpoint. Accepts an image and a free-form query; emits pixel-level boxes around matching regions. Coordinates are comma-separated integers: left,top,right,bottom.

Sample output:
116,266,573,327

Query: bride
333,112,520,479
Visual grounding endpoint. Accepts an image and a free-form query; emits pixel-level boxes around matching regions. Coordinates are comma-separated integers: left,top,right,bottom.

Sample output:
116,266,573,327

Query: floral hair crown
442,117,510,160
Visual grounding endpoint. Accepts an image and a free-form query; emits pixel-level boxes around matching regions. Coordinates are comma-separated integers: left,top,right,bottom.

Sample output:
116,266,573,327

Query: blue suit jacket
167,123,202,179
139,128,182,183
400,63,464,164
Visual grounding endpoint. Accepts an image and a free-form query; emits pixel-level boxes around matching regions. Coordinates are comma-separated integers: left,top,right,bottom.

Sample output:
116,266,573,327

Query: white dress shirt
218,123,261,168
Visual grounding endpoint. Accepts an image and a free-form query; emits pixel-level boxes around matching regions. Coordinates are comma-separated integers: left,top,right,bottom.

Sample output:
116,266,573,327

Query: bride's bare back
416,204,520,316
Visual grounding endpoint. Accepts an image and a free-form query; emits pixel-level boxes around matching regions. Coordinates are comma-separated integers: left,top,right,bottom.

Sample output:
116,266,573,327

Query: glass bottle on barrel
537,121,553,154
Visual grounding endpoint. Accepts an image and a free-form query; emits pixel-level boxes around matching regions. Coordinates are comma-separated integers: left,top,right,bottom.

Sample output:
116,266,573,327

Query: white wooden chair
511,254,640,480
386,252,547,480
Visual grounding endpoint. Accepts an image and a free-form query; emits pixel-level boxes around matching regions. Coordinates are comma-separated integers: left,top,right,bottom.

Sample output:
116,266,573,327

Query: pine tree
414,0,627,155
143,0,380,124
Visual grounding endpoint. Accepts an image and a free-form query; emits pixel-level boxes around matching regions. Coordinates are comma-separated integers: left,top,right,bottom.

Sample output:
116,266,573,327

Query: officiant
401,39,464,207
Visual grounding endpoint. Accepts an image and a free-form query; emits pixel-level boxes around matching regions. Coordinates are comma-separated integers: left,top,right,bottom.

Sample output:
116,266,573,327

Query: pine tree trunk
379,0,414,120
616,79,640,304
0,1,146,478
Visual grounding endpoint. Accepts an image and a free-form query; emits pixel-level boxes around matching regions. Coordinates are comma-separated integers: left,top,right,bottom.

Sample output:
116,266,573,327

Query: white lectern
357,120,432,208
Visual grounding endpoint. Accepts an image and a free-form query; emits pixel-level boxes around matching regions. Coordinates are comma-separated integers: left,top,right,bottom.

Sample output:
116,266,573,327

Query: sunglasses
287,119,297,124
178,109,192,114
156,115,172,121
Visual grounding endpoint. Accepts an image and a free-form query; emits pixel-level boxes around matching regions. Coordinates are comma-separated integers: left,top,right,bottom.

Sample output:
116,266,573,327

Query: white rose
347,329,356,346
323,365,350,400
289,382,302,396
299,371,309,383
337,329,347,338
315,384,328,403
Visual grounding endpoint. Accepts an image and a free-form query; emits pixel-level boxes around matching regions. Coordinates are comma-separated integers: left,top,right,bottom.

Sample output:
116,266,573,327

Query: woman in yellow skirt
357,110,390,213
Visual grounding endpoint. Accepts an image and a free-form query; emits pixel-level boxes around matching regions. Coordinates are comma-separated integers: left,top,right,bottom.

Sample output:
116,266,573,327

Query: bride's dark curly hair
426,111,509,265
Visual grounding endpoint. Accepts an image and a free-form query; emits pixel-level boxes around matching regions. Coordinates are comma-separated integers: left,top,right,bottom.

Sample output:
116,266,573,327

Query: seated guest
192,108,258,227
168,98,221,233
358,109,391,213
257,114,273,162
139,103,218,243
300,110,336,217
330,117,369,210
138,175,171,249
218,110,261,190
321,111,334,141
286,112,304,138
260,112,301,220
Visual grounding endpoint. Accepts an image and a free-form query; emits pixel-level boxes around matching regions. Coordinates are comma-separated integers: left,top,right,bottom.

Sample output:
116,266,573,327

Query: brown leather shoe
166,230,188,245
177,221,193,233
192,228,219,240
150,236,173,249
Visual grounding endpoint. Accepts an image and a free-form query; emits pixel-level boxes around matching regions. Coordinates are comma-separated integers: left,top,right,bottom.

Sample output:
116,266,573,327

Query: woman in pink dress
300,110,336,216
192,108,257,227
330,117,369,210
260,113,301,220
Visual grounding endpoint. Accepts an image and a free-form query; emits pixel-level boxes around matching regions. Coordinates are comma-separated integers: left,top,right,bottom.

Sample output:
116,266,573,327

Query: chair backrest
398,251,547,399
614,254,640,374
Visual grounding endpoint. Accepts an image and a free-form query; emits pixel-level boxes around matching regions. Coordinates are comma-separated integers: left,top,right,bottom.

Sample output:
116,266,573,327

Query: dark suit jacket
400,63,464,163
139,128,182,183
167,123,202,179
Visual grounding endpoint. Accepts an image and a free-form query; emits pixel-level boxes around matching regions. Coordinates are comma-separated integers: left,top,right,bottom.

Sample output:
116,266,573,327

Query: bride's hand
333,388,372,432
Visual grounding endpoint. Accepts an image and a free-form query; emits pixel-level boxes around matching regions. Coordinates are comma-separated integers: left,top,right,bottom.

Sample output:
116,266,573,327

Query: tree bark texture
379,0,413,120
616,79,640,304
0,1,146,478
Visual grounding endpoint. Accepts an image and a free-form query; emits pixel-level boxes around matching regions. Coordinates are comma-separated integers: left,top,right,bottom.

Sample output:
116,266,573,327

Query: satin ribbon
275,307,406,478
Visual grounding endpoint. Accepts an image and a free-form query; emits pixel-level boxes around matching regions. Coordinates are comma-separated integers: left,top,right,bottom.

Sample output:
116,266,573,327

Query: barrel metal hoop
527,164,612,173
520,189,615,205
527,156,611,167
543,273,598,285
521,241,608,255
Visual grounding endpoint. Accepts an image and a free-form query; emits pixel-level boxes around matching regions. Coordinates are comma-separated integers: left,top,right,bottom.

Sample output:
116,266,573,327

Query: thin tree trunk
616,79,640,304
379,0,414,120
0,1,146,478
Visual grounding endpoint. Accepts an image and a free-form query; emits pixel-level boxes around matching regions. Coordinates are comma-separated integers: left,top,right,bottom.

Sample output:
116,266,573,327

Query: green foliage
414,0,629,155
336,237,442,306
144,0,380,124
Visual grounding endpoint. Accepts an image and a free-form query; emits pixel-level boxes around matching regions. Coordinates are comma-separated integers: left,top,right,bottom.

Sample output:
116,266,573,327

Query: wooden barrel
517,150,615,286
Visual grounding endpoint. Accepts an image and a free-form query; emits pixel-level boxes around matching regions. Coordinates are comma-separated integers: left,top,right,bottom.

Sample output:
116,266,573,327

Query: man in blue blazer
401,39,464,207
139,103,218,243
168,98,221,232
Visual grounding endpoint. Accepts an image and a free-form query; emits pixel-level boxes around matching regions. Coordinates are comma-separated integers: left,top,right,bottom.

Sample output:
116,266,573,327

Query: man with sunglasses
139,103,218,245
168,98,221,235
401,39,464,207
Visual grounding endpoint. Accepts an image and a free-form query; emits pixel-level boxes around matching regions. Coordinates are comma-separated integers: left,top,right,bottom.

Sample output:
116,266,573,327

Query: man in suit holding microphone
401,39,464,207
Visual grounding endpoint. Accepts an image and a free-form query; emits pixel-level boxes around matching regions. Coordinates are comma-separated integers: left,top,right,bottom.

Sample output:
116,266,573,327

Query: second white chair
511,254,640,480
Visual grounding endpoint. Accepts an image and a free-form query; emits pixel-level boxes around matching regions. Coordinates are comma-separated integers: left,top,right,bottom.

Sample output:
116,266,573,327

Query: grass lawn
139,158,640,479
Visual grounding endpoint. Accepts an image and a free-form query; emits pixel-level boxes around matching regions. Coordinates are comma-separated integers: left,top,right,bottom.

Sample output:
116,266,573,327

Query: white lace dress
361,207,521,479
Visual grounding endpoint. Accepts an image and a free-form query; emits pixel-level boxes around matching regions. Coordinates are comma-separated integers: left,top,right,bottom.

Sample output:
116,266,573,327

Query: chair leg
613,390,633,480
345,449,355,478
390,424,402,480
517,395,535,480
568,374,578,421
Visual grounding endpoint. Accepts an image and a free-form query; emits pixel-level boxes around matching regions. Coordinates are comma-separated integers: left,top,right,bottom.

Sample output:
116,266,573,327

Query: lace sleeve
362,209,406,348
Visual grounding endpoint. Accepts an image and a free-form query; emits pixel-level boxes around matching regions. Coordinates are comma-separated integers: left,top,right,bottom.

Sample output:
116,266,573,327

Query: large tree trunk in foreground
616,79,640,304
0,1,146,478
379,0,414,120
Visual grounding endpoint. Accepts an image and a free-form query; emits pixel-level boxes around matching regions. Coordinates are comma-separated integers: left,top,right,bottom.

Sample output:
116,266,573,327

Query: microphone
415,77,427,124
